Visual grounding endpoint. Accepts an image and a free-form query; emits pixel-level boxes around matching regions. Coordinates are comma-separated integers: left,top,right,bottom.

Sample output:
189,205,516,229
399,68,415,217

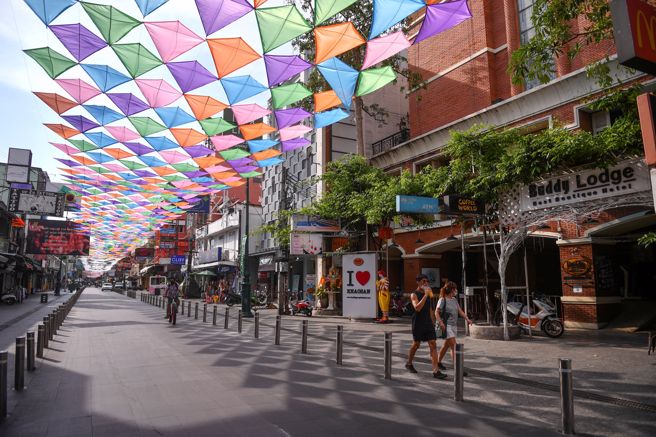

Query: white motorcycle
506,297,564,338
0,292,18,305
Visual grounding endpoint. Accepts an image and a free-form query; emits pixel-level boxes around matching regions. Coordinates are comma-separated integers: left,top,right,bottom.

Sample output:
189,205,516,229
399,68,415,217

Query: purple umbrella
50,23,107,61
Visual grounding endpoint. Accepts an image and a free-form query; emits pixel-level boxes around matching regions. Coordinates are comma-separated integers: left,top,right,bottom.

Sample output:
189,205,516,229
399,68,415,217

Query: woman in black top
406,274,447,379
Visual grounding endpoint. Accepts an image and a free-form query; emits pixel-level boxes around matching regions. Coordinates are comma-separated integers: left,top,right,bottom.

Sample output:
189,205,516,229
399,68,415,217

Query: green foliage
257,209,294,247
638,232,656,247
508,0,621,88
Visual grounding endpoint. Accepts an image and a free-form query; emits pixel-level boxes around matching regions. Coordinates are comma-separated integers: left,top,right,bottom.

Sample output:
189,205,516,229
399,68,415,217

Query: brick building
369,0,656,329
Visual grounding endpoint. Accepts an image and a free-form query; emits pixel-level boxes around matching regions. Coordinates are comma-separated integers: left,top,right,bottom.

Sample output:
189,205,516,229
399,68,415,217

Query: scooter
291,299,313,317
506,297,564,338
225,291,267,307
0,292,18,305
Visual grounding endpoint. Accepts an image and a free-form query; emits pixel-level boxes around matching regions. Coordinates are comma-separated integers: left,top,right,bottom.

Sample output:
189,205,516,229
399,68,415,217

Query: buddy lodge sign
519,159,651,212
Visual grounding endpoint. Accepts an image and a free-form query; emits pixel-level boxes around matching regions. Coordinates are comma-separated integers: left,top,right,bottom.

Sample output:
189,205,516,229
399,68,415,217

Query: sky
0,0,288,182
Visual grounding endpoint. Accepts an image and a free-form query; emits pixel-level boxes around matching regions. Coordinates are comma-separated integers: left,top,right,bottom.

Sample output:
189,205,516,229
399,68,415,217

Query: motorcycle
291,299,313,317
225,291,267,307
390,292,413,317
505,297,564,338
0,292,18,305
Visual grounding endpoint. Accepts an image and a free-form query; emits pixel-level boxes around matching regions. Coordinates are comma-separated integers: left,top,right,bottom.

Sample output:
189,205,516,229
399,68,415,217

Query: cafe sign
612,0,656,75
519,159,651,212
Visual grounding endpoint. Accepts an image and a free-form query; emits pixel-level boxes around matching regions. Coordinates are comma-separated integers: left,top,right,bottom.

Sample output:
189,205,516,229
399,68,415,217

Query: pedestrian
165,279,180,325
405,273,446,379
435,281,472,375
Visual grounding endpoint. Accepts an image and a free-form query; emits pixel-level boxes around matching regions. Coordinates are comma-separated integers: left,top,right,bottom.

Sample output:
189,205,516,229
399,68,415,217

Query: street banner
8,188,65,217
290,233,323,255
26,220,90,255
341,253,377,318
395,195,439,214
291,215,340,232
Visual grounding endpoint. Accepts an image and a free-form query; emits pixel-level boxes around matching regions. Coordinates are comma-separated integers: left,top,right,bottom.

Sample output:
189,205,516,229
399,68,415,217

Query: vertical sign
341,253,377,318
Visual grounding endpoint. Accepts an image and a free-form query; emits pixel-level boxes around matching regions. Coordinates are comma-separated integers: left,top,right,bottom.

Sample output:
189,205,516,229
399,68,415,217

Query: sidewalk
1,288,653,436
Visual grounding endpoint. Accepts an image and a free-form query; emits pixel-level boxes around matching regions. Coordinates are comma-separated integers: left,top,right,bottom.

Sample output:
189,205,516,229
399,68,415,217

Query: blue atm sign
395,195,439,214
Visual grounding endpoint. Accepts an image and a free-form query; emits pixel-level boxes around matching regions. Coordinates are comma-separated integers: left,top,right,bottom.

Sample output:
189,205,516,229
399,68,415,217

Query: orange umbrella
184,94,227,120
194,155,224,168
71,155,98,166
252,148,281,161
207,38,261,78
151,166,179,176
239,123,276,141
103,147,135,160
314,22,366,64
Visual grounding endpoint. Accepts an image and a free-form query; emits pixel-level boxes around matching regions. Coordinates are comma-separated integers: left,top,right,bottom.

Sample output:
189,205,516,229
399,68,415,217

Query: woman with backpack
435,281,472,376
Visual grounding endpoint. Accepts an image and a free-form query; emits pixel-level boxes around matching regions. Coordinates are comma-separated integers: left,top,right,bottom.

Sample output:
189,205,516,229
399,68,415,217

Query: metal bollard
301,320,308,354
27,332,35,372
43,317,49,349
49,314,55,338
15,337,25,391
454,343,464,401
181,299,185,315
238,310,242,333
203,304,207,323
384,332,392,380
254,312,260,339
559,358,575,435
187,301,191,317
212,305,217,326
274,315,281,345
336,326,343,365
224,308,229,329
194,302,199,319
37,325,44,358
0,351,7,420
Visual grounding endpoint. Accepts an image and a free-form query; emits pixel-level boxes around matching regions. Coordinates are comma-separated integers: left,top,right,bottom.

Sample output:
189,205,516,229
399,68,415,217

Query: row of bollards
1,288,84,422
137,293,575,435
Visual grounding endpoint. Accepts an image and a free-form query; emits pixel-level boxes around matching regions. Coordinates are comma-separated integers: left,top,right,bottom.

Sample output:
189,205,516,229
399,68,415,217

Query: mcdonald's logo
613,0,656,74
635,10,656,51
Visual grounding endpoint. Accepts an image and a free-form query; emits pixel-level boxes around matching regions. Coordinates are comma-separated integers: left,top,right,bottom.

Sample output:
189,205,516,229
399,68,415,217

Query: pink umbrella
231,103,271,125
362,31,412,70
210,134,244,151
279,124,312,141
105,126,141,142
159,150,191,164
136,79,182,107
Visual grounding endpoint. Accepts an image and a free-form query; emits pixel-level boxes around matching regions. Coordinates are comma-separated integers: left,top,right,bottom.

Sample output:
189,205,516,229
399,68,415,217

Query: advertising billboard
341,253,377,318
290,233,323,255
26,220,90,255
8,188,65,217
134,247,155,262
291,215,340,232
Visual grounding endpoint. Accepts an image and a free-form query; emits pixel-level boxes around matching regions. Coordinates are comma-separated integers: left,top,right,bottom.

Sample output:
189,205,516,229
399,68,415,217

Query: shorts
446,325,457,339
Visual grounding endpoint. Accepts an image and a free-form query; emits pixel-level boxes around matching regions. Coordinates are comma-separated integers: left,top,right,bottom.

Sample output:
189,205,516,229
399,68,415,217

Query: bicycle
167,297,179,325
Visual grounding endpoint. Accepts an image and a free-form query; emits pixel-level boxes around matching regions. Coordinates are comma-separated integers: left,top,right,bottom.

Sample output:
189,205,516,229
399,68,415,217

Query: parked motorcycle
390,291,413,317
225,291,267,307
291,300,313,317
505,297,564,338
0,292,18,305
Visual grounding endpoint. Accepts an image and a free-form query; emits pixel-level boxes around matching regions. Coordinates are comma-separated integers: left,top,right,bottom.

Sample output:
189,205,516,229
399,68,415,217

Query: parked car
101,282,113,291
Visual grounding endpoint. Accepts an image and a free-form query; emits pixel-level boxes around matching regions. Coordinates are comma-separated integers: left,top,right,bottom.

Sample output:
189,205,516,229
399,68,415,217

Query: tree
508,0,622,88
293,0,422,157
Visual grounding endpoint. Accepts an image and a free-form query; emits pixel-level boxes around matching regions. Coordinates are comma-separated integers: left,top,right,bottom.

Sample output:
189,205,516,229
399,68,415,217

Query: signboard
159,241,176,249
6,148,32,184
395,195,439,214
25,220,90,255
612,0,656,75
291,215,340,232
171,255,186,265
519,159,651,212
341,253,377,318
442,195,485,215
186,195,210,213
8,188,64,216
134,247,154,262
197,247,222,264
290,233,323,255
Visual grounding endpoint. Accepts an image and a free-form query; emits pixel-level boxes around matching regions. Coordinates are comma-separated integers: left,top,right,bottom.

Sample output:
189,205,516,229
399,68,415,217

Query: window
591,111,611,135
517,0,555,90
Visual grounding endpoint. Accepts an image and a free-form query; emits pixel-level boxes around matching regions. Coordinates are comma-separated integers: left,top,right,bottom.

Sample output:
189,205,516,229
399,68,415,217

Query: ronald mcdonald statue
376,269,390,323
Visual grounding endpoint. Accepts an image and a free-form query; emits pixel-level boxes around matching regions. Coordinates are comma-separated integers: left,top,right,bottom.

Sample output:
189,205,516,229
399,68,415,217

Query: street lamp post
241,177,253,317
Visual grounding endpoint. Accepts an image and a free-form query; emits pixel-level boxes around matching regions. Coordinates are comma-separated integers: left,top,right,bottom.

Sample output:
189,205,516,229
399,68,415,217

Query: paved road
1,288,654,436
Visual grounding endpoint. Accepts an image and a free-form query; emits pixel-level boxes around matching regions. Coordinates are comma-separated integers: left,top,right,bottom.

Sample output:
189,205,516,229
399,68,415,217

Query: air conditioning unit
221,250,231,261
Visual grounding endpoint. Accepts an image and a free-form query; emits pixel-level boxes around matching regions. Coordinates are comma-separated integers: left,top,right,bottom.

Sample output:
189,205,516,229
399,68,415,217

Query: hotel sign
612,0,656,74
519,159,651,212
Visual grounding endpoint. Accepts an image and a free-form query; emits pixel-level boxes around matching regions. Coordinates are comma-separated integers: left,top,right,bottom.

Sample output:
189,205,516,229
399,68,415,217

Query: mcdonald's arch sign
612,0,656,74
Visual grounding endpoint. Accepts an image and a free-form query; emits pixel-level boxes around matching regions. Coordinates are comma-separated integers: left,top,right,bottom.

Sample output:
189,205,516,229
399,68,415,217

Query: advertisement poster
8,188,64,217
421,268,441,289
290,233,323,255
341,253,377,318
26,220,90,255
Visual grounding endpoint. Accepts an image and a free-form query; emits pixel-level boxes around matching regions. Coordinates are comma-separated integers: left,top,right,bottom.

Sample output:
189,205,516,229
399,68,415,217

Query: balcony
371,129,409,157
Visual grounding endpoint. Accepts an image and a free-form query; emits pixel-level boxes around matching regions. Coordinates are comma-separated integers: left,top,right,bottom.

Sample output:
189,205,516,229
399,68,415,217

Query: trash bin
40,294,48,303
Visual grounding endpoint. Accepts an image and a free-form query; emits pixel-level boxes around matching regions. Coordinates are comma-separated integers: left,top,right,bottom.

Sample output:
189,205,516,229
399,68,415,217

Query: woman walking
435,281,472,375
406,274,447,379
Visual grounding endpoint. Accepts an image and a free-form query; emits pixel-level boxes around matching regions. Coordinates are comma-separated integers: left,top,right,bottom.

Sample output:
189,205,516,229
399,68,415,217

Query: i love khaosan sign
341,253,377,318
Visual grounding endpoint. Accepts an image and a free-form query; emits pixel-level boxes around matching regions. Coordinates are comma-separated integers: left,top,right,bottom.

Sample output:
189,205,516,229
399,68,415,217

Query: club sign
341,253,377,318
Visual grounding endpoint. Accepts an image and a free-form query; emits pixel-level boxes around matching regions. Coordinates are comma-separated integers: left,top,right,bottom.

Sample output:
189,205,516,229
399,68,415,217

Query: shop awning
139,265,157,275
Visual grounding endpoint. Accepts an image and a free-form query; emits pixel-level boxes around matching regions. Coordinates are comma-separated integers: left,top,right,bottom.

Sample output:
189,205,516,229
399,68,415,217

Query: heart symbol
355,271,370,286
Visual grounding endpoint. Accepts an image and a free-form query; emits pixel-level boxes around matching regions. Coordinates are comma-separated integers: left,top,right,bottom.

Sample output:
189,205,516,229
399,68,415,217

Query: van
148,276,167,295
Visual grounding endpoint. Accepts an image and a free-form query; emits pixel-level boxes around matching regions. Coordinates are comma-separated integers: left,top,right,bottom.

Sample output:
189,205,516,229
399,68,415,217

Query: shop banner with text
26,219,90,255
341,253,377,318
